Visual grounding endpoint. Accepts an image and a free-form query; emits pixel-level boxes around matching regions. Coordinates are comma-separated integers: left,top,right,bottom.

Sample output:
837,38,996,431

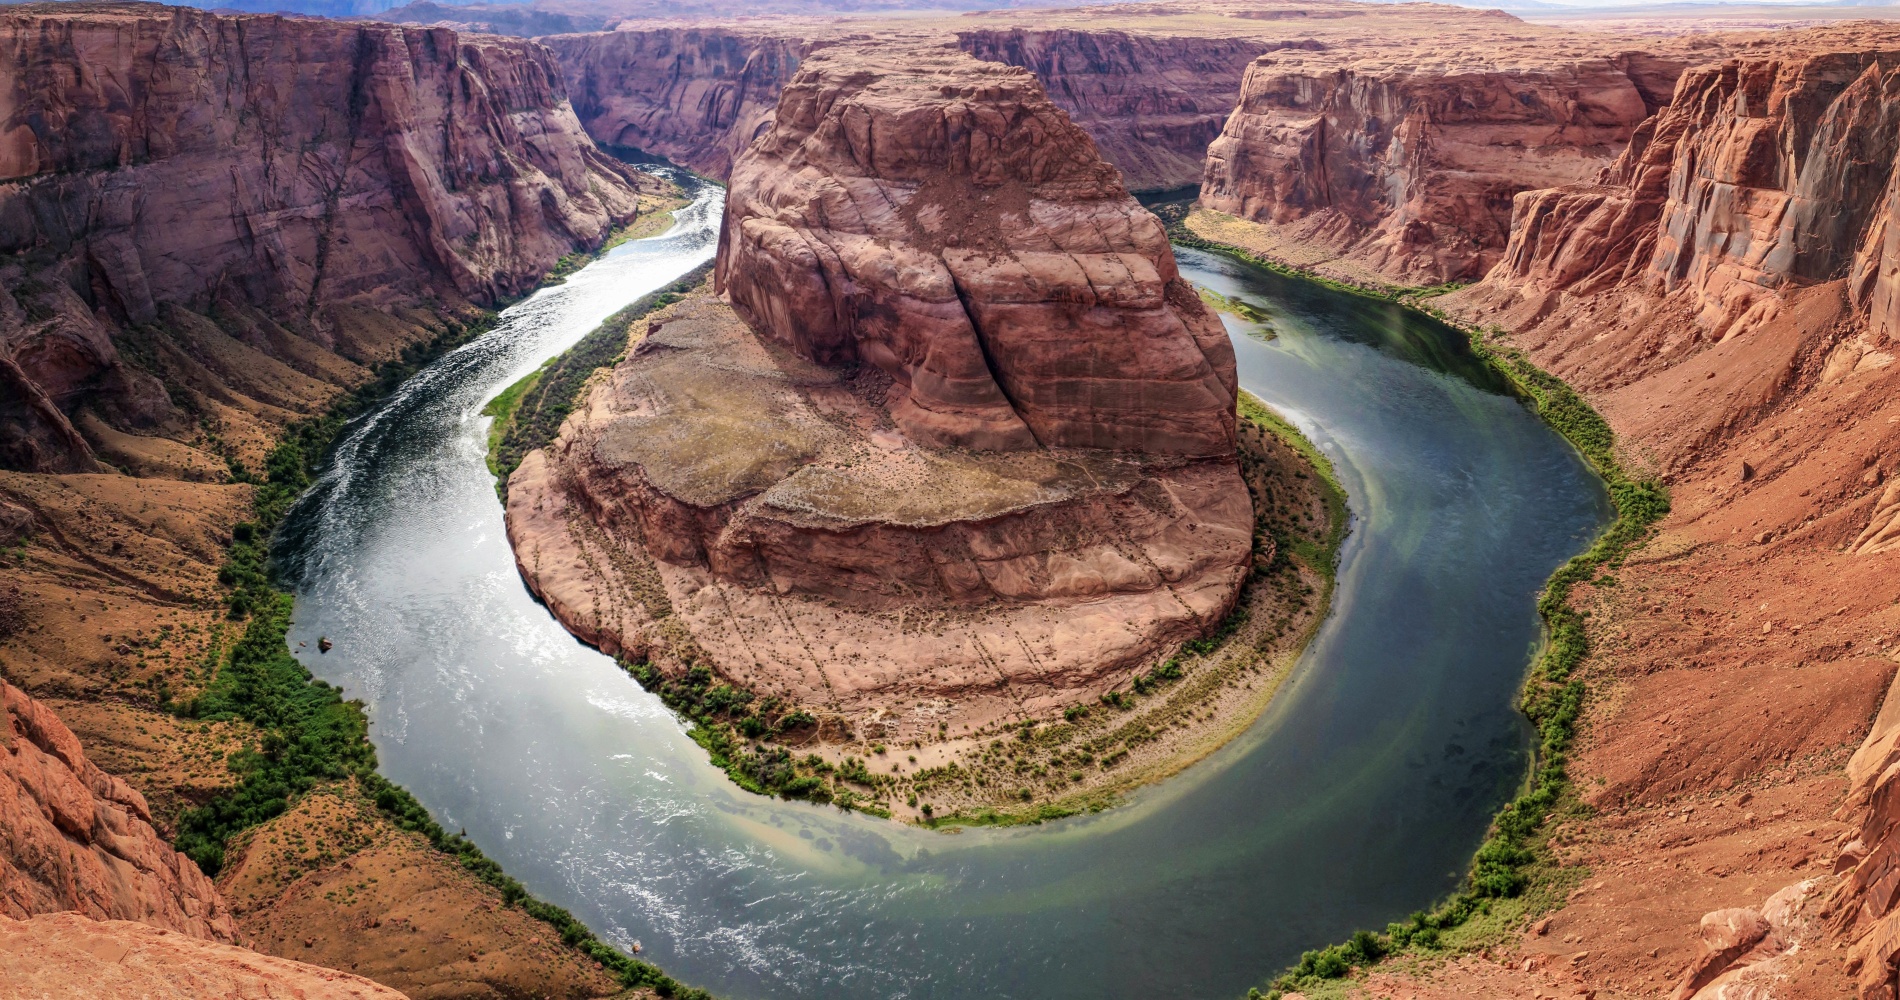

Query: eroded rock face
545,22,1272,193
1,911,408,1000
1200,48,1686,283
0,3,643,472
1,679,236,940
1483,50,1900,340
545,27,812,178
717,46,1238,456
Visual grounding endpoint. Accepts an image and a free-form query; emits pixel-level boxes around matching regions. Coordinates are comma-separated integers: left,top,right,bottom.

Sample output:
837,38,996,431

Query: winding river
276,178,1611,1000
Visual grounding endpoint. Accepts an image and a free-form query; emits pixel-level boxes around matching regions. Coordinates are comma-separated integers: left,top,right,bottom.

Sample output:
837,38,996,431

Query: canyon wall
954,29,1271,192
2,679,235,939
543,27,812,178
1200,47,1692,284
545,24,1272,191
1430,34,1900,1000
0,2,644,473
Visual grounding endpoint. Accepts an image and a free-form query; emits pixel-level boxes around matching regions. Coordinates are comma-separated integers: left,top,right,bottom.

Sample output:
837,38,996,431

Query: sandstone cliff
507,45,1256,799
2,678,235,939
1412,28,1900,1000
0,1,644,473
546,19,1272,192
0,4,665,996
953,28,1272,192
1199,46,1693,284
545,28,811,179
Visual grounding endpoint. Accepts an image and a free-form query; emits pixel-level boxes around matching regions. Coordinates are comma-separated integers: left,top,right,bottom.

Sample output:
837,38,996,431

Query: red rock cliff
2,679,236,941
1199,45,1693,283
716,44,1238,456
1434,32,1900,1000
544,23,1272,193
0,2,644,472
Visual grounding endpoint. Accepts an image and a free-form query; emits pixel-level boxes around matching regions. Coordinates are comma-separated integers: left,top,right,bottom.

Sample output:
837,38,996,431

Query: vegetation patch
1168,228,1671,999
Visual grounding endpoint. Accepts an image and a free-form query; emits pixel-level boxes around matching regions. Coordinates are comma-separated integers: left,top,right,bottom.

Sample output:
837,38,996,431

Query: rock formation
717,46,1238,455
0,2,644,473
547,24,1266,193
1,910,409,999
508,44,1251,750
1199,46,1693,284
2,679,236,939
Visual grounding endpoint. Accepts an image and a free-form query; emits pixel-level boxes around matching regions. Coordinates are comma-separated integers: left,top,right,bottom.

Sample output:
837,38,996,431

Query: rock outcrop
1,679,236,940
718,46,1238,455
1,910,409,1000
0,2,644,473
1200,46,1691,284
508,44,1251,749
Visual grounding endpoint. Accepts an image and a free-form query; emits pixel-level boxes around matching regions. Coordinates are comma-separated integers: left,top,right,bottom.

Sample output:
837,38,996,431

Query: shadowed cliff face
954,28,1274,192
543,27,812,179
717,46,1238,455
0,2,644,473
1486,50,1900,340
1200,49,1689,284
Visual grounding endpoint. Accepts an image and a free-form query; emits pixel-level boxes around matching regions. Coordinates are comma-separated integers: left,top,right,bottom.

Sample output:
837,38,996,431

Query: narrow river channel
275,176,1612,1000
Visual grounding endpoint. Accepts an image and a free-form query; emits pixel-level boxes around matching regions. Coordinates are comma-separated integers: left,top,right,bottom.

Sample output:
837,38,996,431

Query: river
276,177,1611,1000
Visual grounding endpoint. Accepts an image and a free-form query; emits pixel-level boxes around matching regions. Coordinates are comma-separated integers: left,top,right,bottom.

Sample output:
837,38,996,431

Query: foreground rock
0,911,409,1000
2,679,235,939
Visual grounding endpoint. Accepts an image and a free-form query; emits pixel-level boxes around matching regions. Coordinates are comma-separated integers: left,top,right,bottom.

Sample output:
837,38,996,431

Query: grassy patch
1177,238,1669,998
481,361,549,477
490,261,714,495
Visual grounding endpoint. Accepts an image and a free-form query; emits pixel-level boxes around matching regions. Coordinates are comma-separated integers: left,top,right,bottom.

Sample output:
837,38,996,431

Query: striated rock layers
1,679,235,940
1200,46,1693,284
1426,30,1900,1000
1455,42,1900,468
952,29,1274,193
0,2,644,473
508,46,1250,742
1,910,409,1000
